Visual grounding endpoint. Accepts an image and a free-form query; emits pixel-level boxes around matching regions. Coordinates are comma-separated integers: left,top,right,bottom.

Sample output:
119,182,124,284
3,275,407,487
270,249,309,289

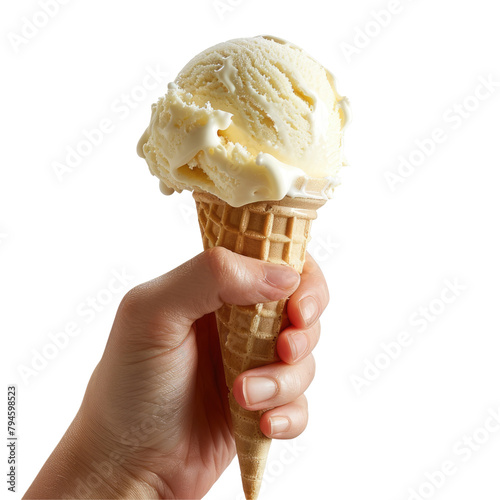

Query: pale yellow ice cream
137,35,350,207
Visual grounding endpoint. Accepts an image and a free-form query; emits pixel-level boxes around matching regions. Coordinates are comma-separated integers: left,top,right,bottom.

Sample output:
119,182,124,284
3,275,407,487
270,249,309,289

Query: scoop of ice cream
138,35,350,207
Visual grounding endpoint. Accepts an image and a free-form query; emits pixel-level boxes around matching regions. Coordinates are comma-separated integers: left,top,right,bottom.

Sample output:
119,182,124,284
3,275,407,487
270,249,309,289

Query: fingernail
298,296,319,327
243,376,278,406
265,265,299,290
270,416,291,435
289,332,309,361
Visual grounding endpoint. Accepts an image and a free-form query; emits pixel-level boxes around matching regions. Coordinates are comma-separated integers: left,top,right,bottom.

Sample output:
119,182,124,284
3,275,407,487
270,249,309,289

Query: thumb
112,247,300,349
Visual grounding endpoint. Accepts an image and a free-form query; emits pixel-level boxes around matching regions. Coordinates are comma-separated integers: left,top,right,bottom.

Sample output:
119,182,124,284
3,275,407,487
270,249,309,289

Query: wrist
24,409,164,499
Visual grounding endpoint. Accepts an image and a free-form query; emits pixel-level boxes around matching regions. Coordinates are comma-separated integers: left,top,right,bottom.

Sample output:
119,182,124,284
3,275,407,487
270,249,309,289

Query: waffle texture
193,187,327,500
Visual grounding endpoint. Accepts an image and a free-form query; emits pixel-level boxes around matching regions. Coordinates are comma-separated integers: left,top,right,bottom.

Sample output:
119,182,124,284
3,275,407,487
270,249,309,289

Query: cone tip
242,476,262,500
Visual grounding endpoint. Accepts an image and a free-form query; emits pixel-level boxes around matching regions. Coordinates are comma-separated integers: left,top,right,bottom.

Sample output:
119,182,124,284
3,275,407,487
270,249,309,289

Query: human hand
24,248,329,499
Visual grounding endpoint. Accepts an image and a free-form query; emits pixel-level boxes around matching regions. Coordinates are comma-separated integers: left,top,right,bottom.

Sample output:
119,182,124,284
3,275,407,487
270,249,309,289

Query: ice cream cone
193,178,331,500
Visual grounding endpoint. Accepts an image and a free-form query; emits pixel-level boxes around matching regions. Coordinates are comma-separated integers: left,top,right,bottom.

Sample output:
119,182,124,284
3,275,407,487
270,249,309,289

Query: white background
2,0,500,499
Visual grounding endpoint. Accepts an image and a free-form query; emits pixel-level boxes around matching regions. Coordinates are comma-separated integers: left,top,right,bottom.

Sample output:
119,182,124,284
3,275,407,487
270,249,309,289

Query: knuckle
308,354,316,380
279,368,302,397
297,395,309,428
300,394,309,412
286,356,315,395
118,284,148,318
311,321,321,340
323,283,330,307
203,247,237,285
302,403,309,429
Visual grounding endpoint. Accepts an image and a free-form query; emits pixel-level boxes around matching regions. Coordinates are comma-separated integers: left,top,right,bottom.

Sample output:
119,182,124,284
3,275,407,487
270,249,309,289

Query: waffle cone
193,179,330,500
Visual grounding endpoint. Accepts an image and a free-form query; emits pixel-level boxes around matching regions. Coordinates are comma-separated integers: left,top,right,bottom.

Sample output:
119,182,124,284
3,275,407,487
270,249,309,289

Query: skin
23,248,329,499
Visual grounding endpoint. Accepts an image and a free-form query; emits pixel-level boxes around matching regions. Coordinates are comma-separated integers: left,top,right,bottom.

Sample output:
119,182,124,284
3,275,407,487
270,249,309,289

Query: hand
24,248,329,499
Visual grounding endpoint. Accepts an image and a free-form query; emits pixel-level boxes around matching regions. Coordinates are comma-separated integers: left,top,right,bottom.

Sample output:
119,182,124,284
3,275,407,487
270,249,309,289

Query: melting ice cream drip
215,56,237,93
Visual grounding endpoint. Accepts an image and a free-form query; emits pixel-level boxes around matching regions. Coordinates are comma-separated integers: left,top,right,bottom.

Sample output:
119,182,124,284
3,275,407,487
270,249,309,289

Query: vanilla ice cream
137,35,350,207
